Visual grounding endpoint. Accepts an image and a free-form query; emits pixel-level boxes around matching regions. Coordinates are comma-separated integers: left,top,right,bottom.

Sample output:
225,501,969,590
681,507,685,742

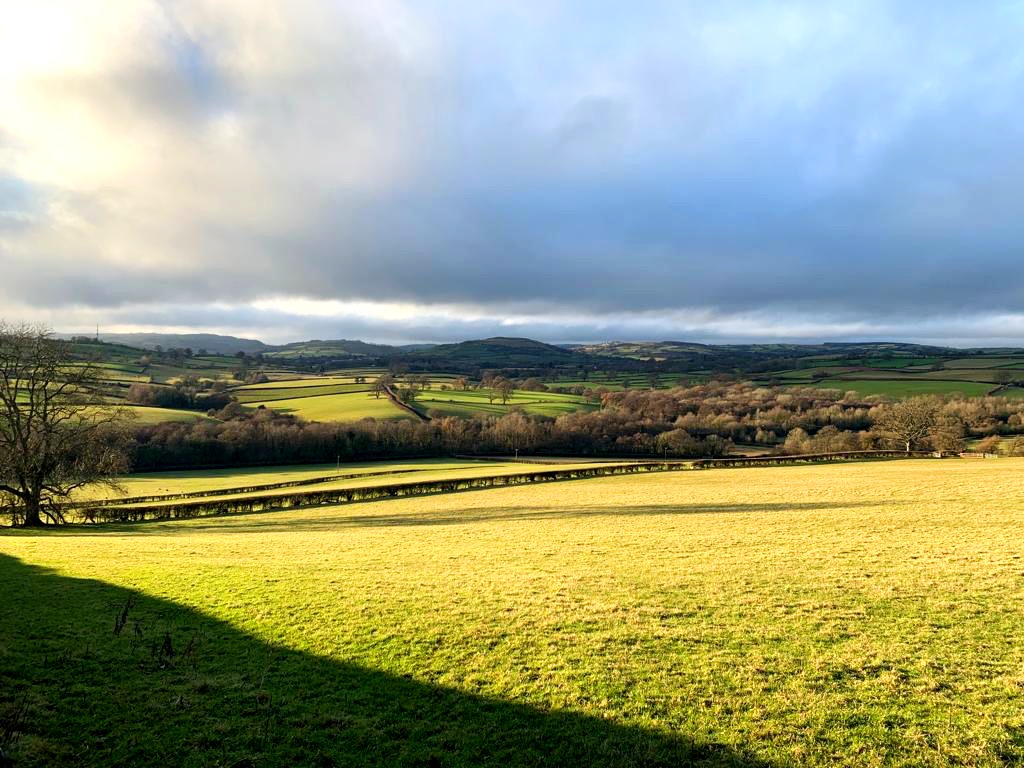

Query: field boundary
77,450,941,524
78,465,504,508
82,461,686,523
690,450,935,468
384,383,431,421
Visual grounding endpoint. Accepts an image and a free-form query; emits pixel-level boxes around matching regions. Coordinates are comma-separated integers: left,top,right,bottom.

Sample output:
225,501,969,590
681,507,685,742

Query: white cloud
2,2,1024,342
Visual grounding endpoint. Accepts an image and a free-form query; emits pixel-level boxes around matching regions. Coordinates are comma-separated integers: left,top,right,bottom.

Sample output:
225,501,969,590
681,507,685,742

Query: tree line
129,381,1024,470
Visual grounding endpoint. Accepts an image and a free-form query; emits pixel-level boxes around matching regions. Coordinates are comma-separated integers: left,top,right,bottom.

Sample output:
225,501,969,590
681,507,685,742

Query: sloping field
2,459,1023,766
79,459,620,512
122,405,213,424
232,383,371,403
545,373,690,390
82,404,211,425
244,391,411,421
75,459,519,500
940,356,1024,369
417,389,597,417
916,368,1012,382
233,376,367,390
812,378,994,397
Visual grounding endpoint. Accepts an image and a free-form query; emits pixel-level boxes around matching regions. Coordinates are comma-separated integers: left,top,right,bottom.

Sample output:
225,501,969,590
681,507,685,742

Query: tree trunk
22,498,43,527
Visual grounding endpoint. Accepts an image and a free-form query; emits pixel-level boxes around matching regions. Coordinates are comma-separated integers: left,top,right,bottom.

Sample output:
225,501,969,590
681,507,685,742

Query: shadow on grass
0,553,776,767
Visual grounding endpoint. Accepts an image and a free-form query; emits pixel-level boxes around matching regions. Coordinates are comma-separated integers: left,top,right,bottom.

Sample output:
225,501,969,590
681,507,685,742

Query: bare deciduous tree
372,374,394,399
496,379,515,405
873,396,941,453
0,324,132,526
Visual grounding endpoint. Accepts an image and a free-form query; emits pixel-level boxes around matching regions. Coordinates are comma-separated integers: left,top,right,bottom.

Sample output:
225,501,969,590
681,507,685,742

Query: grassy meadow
811,379,995,398
771,353,1024,399
240,391,413,421
3,459,1024,766
74,459,522,500
416,388,597,417
74,459,615,509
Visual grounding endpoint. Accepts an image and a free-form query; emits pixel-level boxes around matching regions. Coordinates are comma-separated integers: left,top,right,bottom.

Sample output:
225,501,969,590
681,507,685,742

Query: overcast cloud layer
2,1,1024,344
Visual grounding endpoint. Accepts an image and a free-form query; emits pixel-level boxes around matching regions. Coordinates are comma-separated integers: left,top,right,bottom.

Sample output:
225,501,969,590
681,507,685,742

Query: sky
2,1,1024,346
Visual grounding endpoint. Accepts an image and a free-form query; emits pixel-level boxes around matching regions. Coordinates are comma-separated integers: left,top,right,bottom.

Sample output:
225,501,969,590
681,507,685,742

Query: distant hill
73,332,999,374
94,333,269,355
572,340,959,364
264,339,403,359
570,341,717,362
408,337,585,367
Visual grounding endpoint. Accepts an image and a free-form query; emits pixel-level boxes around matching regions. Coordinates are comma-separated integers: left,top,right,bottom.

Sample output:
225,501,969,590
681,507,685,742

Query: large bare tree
873,396,941,453
0,324,131,526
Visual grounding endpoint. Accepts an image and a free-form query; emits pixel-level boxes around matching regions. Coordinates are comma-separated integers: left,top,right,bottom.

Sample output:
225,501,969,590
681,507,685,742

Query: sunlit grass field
232,383,372,404
417,388,597,417
3,459,1024,766
812,378,995,397
75,459,613,507
85,404,212,425
74,459,531,500
241,390,412,421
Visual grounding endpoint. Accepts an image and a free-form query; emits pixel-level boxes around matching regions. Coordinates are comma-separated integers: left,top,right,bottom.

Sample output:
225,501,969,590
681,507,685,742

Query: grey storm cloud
2,1,1024,343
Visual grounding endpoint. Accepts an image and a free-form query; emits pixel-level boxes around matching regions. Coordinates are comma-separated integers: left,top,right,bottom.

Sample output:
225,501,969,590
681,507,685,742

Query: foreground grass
2,460,1024,766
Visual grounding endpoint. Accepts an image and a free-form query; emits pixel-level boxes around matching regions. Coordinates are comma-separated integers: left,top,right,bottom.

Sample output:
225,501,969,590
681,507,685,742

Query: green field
810,378,995,398
940,356,1024,369
82,405,211,425
544,373,694,390
417,388,597,417
765,354,1024,398
232,383,371,404
234,376,370,390
243,391,411,421
75,459,518,500
122,405,213,425
3,459,1024,766
77,459,611,508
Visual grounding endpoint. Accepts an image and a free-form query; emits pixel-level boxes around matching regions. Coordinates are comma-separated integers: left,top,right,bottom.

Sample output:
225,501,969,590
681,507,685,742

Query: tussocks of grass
2,459,1024,766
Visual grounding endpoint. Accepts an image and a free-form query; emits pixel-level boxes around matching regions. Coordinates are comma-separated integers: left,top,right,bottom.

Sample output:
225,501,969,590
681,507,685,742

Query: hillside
570,341,717,361
263,339,400,360
407,336,586,368
94,332,268,355
575,340,958,363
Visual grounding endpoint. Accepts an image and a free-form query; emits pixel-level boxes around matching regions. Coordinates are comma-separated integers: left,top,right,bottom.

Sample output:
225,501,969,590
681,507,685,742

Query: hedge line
76,450,940,525
78,463,530,508
82,461,688,523
691,450,935,468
